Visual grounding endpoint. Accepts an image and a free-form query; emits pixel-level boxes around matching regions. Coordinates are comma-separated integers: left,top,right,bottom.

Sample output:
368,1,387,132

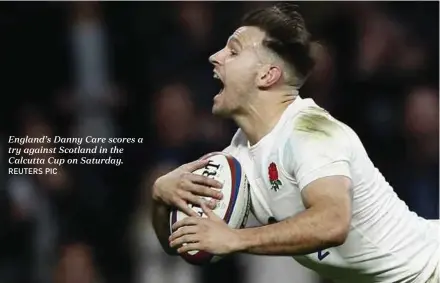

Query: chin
212,104,232,118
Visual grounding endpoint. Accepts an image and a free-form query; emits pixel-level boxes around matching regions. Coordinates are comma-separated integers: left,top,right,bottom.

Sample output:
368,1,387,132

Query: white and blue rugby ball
170,152,251,265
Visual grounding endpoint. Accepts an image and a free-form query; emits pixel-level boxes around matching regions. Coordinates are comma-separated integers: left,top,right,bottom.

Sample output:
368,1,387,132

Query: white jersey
224,96,440,283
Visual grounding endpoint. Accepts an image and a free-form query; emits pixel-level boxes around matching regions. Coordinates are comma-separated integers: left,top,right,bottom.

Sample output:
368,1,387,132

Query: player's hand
152,160,223,217
169,202,241,255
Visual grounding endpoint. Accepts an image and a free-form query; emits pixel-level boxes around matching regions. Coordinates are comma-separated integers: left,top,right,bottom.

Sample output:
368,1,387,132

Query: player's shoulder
290,104,350,141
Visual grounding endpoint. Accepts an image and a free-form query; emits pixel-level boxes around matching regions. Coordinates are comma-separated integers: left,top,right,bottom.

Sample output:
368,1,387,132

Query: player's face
209,26,267,117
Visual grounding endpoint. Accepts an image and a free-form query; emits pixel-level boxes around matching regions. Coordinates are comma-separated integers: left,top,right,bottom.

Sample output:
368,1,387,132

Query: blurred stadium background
0,2,438,283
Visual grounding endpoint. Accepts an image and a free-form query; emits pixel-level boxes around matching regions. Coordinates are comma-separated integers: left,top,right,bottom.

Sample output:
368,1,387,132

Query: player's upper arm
282,110,353,243
302,175,352,245
282,109,353,191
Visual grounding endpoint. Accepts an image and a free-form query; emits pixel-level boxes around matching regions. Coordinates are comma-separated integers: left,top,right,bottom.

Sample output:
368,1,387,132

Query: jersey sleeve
282,111,352,191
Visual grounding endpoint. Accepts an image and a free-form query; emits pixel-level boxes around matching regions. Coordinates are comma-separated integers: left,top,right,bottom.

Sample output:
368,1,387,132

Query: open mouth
213,72,224,96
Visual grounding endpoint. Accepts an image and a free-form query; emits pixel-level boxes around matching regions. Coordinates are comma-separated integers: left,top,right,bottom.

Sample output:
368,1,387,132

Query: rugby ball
169,152,251,265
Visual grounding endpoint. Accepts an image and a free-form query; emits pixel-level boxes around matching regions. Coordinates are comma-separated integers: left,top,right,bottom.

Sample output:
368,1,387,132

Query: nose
209,50,222,66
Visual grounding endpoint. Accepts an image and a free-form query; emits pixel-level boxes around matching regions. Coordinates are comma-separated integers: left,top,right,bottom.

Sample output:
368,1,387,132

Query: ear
256,65,283,89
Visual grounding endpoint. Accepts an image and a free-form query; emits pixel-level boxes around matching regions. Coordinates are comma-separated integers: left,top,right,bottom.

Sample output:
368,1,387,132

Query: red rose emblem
268,163,279,181
268,162,282,191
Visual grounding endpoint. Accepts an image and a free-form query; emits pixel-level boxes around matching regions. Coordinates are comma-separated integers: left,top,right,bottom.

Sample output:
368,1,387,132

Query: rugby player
152,3,439,282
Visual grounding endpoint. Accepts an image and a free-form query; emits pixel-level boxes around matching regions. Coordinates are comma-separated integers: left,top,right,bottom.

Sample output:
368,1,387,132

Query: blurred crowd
1,2,438,283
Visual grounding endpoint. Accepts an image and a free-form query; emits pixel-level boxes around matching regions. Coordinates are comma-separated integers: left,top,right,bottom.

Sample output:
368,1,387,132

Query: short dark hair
241,3,316,86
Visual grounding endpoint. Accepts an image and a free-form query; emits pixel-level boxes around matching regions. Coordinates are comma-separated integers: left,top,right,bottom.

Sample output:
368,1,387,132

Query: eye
230,49,238,56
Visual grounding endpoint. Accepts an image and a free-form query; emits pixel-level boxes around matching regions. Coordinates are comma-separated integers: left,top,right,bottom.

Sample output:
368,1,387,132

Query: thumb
201,201,221,222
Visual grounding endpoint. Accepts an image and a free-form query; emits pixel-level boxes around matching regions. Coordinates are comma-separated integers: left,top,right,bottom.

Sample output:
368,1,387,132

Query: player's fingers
178,190,204,207
172,217,200,231
182,159,209,172
185,182,223,200
176,190,217,211
184,196,218,211
177,243,201,254
170,234,199,248
173,198,199,217
206,199,218,210
169,226,198,242
201,201,221,221
189,174,223,189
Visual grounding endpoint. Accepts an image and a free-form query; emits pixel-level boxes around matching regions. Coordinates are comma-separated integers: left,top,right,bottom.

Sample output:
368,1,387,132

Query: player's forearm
152,201,177,255
235,206,349,255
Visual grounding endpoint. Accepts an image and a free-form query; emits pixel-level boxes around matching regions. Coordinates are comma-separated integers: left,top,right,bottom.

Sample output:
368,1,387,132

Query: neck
233,89,298,146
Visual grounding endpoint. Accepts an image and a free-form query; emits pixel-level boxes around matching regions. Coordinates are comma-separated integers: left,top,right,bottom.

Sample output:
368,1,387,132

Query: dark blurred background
0,2,438,283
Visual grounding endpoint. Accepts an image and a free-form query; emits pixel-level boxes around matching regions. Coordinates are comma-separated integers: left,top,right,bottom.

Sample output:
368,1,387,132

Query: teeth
213,73,220,79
